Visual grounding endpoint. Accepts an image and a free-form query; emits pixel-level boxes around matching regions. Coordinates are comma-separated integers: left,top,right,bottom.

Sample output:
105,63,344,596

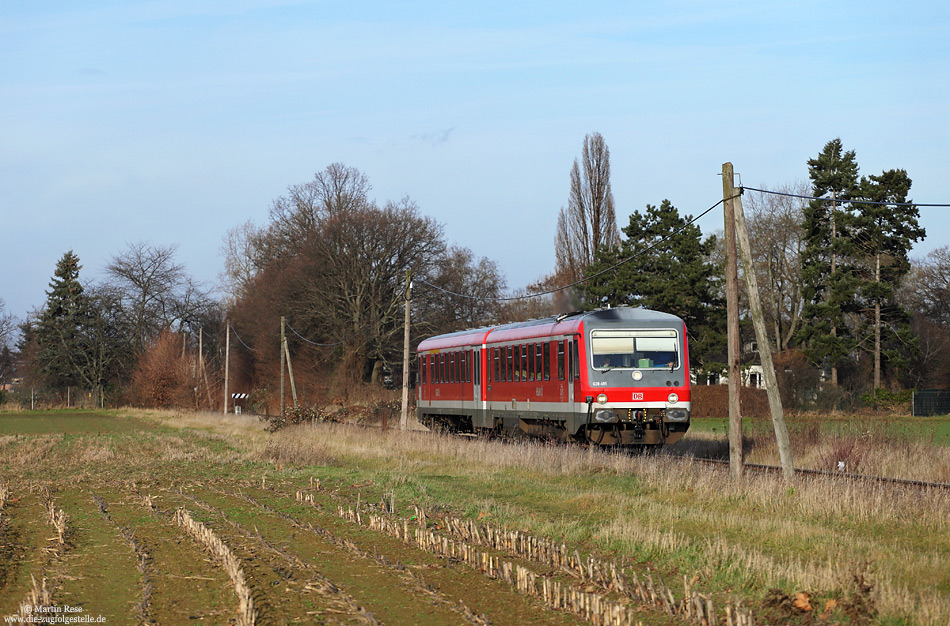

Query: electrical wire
741,186,950,208
229,325,257,352
285,322,345,347
416,195,732,302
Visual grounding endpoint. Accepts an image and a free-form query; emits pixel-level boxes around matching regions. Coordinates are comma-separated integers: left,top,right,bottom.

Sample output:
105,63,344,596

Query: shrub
860,388,913,412
129,330,192,409
259,404,346,432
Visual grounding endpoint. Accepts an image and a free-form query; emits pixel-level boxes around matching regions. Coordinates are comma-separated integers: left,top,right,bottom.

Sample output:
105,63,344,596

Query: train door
472,348,481,403
572,337,581,402
566,339,575,405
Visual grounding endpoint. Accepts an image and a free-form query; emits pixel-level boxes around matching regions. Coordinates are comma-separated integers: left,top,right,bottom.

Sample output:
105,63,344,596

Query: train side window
558,341,566,380
572,340,580,379
542,343,550,381
422,355,427,384
492,348,499,382
506,346,513,382
521,345,531,380
441,353,446,383
527,343,534,381
465,350,471,383
474,350,480,384
513,345,520,382
535,343,543,381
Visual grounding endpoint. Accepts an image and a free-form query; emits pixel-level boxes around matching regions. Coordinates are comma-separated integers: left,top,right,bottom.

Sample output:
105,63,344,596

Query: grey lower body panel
417,403,688,445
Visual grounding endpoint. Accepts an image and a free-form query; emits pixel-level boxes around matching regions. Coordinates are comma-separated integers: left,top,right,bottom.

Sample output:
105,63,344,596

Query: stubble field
0,409,948,625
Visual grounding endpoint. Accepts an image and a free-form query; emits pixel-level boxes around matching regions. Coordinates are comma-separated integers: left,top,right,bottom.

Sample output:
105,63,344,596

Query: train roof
416,306,684,351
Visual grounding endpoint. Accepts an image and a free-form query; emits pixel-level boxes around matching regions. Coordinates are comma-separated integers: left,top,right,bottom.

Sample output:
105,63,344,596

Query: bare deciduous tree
0,298,15,350
902,245,950,328
107,242,210,354
554,132,620,285
422,245,507,333
259,163,373,265
220,220,263,301
900,246,950,387
743,182,809,352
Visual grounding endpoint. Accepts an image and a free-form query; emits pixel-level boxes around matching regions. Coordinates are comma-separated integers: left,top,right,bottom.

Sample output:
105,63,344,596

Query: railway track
675,454,950,490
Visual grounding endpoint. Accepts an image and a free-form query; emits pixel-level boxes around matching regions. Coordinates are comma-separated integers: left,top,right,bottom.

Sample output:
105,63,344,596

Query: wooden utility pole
400,270,412,431
280,316,286,421
283,332,298,408
223,320,230,414
733,183,795,479
199,327,213,407
722,163,744,477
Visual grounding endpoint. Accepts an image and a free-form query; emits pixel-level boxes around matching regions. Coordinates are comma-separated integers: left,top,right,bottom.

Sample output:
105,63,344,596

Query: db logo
631,392,644,401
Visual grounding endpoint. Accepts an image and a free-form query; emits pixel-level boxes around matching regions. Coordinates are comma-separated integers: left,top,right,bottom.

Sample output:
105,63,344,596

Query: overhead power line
741,186,950,208
285,322,345,347
229,325,257,352
416,195,733,303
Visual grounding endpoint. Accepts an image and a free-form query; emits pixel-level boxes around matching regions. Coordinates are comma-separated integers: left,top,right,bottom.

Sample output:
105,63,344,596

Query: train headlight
596,393,608,404
667,393,679,404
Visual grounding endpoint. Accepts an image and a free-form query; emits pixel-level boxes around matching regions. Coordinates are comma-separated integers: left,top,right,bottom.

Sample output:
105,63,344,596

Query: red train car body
416,306,691,447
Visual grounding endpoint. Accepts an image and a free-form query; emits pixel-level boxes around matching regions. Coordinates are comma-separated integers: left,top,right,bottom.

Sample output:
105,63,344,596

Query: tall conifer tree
35,251,89,388
797,139,860,384
852,169,925,388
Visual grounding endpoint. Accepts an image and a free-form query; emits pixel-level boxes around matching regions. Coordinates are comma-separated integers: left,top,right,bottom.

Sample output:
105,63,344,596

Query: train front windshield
590,329,679,370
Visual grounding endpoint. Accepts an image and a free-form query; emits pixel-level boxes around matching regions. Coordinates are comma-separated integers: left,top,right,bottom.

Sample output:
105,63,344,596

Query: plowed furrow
91,493,154,624
219,481,587,626
172,486,487,625
46,488,143,621
97,488,237,624
159,489,373,625
208,486,490,626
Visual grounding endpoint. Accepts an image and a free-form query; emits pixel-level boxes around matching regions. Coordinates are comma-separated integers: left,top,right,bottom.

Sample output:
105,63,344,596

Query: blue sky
2,0,948,321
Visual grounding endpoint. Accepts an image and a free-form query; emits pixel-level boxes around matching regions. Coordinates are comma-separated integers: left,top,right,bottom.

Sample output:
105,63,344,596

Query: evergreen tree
797,139,860,384
34,251,90,389
582,200,725,371
852,169,925,388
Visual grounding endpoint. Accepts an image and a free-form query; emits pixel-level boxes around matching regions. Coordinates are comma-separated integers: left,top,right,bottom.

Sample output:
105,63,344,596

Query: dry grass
126,409,950,623
233,420,950,625
679,422,950,483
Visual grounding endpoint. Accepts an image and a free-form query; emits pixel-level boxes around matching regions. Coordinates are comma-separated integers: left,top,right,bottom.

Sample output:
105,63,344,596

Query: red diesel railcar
416,306,691,447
